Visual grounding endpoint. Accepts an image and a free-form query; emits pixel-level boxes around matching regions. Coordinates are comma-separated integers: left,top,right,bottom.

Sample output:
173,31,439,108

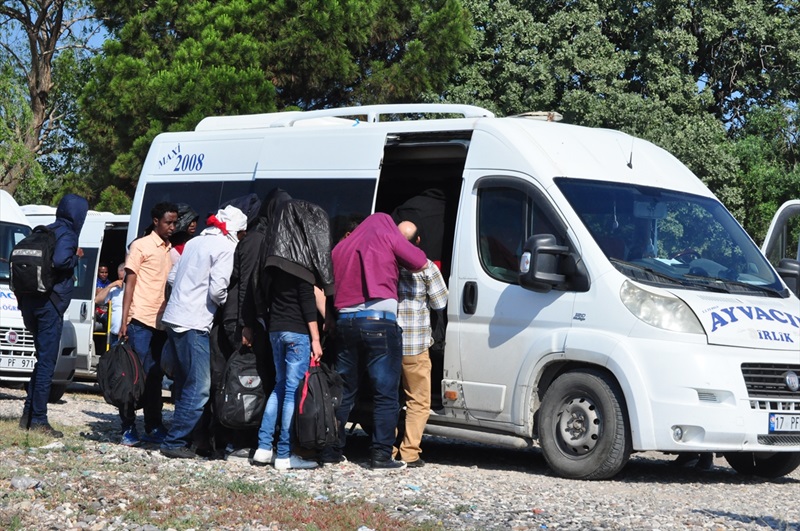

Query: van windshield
0,222,31,281
555,179,786,296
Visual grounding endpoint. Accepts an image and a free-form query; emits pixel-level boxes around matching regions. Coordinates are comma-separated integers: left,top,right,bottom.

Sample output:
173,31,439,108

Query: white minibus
128,104,800,479
22,205,129,379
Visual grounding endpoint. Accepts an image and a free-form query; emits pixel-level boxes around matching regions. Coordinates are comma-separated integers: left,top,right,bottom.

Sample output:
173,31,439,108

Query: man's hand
311,338,323,362
76,247,84,258
241,326,252,347
119,322,127,339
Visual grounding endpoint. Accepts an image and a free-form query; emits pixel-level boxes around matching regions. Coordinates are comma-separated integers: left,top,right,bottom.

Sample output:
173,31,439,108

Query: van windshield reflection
556,178,786,296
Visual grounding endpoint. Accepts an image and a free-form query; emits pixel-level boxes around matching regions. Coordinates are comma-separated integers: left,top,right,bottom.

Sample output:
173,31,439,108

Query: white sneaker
274,455,319,470
252,448,274,466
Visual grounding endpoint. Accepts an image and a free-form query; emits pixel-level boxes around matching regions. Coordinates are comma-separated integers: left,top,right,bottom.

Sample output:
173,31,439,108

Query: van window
72,249,99,301
477,183,559,284
138,179,374,241
0,222,31,281
556,178,786,295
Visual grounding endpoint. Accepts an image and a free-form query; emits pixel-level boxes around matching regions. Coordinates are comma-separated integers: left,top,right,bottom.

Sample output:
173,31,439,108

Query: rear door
67,218,104,375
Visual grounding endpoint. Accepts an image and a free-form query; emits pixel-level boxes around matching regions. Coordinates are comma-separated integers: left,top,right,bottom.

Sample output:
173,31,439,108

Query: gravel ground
1,383,800,530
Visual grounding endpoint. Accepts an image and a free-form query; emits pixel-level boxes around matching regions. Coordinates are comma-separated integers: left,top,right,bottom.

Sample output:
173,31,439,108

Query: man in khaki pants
396,223,448,468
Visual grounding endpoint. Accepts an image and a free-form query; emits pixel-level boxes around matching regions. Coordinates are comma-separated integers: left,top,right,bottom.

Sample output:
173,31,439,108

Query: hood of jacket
55,194,89,236
264,199,334,294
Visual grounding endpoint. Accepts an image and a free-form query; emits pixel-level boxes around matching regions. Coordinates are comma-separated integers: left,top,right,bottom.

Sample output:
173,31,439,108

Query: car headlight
620,280,704,334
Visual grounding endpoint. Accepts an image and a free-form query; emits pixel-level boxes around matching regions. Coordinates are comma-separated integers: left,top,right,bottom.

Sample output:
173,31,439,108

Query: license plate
769,413,800,433
0,356,36,370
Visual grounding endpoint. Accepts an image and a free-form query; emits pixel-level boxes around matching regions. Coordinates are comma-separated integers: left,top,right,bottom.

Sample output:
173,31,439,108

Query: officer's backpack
97,340,146,410
295,360,343,450
9,225,57,295
214,347,267,429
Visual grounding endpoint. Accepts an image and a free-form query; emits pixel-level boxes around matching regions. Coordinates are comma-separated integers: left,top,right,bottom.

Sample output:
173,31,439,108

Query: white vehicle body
0,191,77,400
22,205,129,379
128,104,800,479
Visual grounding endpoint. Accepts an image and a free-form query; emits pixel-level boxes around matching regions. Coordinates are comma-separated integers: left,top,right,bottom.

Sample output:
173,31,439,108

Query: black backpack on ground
97,340,146,411
9,225,57,295
214,347,267,429
296,359,343,450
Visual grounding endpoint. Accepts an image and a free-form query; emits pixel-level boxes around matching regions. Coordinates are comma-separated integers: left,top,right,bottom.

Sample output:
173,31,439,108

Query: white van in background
0,191,77,402
128,104,800,480
762,200,800,296
22,205,129,379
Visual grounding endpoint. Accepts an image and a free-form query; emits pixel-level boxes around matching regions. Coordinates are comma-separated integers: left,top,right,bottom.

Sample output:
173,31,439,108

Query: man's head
397,221,420,246
117,262,126,280
98,264,109,282
150,202,179,242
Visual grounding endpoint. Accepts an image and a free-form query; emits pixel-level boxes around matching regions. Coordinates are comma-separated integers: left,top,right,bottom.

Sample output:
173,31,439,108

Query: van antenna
627,138,634,169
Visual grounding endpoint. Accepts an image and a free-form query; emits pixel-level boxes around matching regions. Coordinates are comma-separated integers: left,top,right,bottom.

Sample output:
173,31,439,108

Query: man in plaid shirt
396,223,449,467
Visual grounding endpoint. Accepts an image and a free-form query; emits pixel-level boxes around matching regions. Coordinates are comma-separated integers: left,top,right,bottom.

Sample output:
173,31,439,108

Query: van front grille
0,326,35,353
742,363,800,400
757,435,800,446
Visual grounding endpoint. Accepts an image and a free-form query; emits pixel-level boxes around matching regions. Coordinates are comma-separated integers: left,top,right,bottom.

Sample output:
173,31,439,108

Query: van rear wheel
539,369,631,480
723,452,800,478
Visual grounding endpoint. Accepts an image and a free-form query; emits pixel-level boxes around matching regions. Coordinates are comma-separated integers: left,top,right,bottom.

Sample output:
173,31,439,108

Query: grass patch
0,419,55,449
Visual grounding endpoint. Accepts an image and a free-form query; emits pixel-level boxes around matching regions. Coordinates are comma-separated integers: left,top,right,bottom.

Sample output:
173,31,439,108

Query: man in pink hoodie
326,213,427,470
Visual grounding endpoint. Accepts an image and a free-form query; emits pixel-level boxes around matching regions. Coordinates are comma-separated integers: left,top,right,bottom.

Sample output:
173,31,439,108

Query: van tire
48,383,67,403
539,369,631,480
723,451,800,478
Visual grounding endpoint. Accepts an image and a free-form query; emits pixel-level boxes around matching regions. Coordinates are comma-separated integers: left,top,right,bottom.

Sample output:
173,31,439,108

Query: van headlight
620,280,704,334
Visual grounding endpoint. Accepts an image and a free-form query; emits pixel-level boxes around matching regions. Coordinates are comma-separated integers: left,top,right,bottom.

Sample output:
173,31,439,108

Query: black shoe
371,456,407,470
160,446,197,459
29,423,64,438
320,449,346,464
405,458,425,468
18,411,30,430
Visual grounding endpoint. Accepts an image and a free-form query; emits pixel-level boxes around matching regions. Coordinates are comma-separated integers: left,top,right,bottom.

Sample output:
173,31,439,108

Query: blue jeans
19,297,64,426
332,316,403,459
258,332,310,459
162,328,211,449
119,320,165,432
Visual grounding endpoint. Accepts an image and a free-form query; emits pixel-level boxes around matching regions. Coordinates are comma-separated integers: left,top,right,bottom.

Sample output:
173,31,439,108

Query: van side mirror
519,234,568,293
777,258,800,297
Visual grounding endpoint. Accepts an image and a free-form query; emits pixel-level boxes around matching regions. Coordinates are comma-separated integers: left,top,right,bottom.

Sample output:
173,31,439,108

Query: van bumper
622,339,800,452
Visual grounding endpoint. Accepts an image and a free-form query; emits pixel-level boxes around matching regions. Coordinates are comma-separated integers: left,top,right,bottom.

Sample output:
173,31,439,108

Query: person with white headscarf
160,205,249,459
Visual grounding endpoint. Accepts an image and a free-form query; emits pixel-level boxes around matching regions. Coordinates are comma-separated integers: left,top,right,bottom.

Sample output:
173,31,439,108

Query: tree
80,0,472,196
0,0,98,197
435,0,800,231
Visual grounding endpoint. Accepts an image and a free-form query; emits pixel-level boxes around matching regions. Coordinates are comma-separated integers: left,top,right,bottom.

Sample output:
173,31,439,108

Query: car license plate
0,356,36,370
769,413,800,433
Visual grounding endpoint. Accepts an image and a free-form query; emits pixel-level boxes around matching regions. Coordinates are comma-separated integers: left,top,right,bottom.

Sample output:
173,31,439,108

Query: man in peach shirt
118,202,178,447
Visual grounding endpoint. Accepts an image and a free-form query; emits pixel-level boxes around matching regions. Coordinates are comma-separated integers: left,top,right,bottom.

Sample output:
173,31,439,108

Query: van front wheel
539,369,631,480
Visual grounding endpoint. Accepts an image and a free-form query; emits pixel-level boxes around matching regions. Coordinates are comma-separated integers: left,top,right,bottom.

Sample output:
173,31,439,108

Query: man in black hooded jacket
17,194,88,437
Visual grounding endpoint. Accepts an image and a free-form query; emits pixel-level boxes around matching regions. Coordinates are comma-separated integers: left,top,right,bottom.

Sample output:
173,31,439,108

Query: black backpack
97,340,146,410
296,360,343,450
214,347,267,429
9,225,57,295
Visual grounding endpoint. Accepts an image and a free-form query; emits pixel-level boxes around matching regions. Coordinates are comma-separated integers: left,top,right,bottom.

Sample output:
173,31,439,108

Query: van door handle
81,302,88,320
462,281,478,314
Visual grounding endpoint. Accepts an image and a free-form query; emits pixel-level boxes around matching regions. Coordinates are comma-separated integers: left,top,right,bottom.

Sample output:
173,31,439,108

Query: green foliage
80,0,472,195
436,0,799,237
95,185,133,214
0,60,46,201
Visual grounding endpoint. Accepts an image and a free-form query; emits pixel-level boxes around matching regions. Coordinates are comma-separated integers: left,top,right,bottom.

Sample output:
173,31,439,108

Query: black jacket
263,199,334,296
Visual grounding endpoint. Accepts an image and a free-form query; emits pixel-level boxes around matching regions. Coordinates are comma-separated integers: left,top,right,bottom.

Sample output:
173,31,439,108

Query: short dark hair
151,202,179,221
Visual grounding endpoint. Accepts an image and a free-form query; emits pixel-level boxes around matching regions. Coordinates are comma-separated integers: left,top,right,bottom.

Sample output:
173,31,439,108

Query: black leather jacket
263,199,334,296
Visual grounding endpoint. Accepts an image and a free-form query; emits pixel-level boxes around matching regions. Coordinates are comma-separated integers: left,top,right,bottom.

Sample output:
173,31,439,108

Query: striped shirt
397,260,448,356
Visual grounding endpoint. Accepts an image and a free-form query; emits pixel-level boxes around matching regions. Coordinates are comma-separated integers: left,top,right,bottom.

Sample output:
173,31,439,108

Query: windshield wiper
683,274,785,297
609,258,684,286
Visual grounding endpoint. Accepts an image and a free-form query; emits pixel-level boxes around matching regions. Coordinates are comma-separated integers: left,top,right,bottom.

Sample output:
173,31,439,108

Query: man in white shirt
159,205,248,459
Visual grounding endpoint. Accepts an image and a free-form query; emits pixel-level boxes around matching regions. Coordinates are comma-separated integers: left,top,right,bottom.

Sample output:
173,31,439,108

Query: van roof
21,204,128,222
0,191,31,227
